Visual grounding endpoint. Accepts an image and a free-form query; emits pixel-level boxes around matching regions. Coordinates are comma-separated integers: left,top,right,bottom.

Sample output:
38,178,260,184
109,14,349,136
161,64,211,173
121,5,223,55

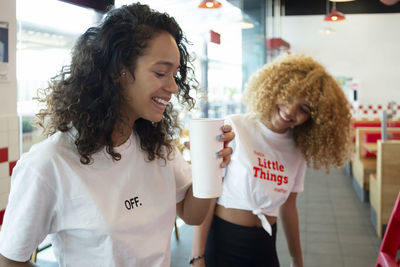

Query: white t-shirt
217,113,306,234
0,131,192,266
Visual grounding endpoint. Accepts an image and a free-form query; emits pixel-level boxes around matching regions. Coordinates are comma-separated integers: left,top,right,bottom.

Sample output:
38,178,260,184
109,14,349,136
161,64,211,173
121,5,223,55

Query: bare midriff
215,203,277,227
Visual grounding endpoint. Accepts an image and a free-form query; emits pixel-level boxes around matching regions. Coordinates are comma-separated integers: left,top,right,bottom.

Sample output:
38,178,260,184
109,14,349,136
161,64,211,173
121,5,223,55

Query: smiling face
264,96,312,134
119,31,180,124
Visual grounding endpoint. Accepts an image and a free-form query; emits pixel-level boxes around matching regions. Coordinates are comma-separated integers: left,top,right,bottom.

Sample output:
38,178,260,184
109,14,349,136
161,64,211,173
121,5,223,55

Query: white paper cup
189,118,224,198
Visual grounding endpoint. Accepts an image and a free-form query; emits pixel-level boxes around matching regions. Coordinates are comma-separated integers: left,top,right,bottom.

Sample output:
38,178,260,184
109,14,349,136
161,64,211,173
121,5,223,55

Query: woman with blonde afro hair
191,53,352,267
243,53,351,171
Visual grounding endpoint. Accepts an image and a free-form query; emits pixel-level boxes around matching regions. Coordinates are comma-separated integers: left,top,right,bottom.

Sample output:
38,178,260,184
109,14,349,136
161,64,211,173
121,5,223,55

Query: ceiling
284,0,400,16
55,0,400,17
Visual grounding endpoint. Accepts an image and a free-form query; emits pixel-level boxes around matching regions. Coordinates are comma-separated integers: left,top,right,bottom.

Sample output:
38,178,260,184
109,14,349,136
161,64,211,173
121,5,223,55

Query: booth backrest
362,132,400,158
355,127,400,160
377,141,400,231
351,119,400,142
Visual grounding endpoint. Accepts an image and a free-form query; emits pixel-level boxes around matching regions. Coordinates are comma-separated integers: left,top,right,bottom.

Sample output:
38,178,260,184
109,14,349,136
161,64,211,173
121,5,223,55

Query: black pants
205,215,279,267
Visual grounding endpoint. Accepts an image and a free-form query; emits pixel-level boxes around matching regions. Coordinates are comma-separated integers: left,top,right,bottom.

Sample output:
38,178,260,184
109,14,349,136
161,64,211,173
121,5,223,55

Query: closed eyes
154,72,165,77
300,105,311,114
154,72,178,80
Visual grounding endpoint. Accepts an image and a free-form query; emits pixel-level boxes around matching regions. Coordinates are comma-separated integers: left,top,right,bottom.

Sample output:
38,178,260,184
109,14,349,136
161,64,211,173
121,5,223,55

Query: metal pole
382,110,387,142
201,37,209,118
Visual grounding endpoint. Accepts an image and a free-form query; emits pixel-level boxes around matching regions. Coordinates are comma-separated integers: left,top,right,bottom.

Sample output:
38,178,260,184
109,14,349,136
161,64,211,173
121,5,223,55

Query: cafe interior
0,0,400,266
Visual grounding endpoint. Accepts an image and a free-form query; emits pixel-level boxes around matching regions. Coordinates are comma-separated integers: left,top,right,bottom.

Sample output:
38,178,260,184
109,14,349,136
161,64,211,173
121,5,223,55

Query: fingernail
216,152,220,158
183,141,188,147
217,135,224,141
221,126,227,131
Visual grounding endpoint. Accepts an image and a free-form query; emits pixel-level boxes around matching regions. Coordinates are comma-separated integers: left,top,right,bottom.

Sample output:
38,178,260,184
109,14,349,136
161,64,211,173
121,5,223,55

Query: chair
376,192,400,267
174,218,179,241
31,243,52,262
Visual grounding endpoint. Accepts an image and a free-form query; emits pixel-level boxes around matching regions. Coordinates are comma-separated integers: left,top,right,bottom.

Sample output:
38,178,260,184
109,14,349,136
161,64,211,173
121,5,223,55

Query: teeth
153,97,168,105
279,110,291,122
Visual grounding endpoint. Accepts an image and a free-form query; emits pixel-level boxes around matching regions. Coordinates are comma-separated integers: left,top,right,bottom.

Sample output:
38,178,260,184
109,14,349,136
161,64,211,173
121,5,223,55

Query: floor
169,167,381,267
36,167,382,267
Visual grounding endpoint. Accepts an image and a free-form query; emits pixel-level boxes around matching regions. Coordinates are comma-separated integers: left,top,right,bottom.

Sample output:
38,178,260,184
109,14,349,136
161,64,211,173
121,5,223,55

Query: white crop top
217,113,306,234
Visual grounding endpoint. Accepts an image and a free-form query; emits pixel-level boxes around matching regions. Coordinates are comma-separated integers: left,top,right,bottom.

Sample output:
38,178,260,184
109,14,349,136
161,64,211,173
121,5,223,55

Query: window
17,0,103,153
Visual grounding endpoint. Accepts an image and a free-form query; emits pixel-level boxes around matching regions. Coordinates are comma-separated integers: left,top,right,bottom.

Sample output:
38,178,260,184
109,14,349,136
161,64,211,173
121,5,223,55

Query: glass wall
16,0,103,153
17,0,267,152
116,0,266,123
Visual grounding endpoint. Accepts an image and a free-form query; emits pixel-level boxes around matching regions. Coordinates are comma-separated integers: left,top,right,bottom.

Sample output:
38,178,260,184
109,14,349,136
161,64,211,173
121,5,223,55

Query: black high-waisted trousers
205,214,280,267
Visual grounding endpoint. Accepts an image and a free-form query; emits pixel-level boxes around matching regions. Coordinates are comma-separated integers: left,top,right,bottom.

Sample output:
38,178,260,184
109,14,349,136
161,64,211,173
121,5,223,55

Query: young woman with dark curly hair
0,3,234,267
191,53,352,267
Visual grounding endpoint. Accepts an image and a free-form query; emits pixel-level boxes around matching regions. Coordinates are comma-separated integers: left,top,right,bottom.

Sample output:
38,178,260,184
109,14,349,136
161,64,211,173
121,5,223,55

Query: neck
112,117,135,147
112,131,131,147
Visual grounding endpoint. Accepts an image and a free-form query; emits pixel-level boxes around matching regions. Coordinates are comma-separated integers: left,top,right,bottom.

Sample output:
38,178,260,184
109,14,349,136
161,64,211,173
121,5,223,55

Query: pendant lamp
324,2,345,21
198,0,222,9
239,0,254,29
241,18,254,29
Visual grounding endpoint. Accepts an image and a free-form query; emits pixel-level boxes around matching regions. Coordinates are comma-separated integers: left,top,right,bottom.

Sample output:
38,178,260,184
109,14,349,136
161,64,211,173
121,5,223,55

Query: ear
118,68,130,84
120,67,128,78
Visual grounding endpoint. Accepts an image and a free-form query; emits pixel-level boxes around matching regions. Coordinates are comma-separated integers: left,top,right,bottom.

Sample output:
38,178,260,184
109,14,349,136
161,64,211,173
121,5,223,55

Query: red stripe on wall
9,160,17,177
0,148,8,163
0,209,5,226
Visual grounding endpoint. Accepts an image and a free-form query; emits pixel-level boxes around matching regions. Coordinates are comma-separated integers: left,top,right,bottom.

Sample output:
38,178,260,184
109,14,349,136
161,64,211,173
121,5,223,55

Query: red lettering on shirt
274,187,287,194
253,150,265,157
253,156,288,186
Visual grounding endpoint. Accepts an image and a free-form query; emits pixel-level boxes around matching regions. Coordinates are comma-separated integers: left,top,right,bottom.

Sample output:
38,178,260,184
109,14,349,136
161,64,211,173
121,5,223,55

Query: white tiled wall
350,104,400,120
0,114,20,228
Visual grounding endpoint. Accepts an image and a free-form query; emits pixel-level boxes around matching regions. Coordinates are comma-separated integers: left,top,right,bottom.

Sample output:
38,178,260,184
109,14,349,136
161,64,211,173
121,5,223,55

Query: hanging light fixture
324,2,345,21
239,0,254,29
198,0,222,9
240,18,254,29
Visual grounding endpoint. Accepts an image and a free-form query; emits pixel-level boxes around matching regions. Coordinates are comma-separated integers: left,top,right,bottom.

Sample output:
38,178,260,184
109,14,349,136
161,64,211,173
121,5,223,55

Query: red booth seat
362,132,400,158
352,121,400,142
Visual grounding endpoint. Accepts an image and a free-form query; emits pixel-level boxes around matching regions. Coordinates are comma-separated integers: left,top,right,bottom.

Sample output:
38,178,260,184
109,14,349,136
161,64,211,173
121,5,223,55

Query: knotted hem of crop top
252,209,272,235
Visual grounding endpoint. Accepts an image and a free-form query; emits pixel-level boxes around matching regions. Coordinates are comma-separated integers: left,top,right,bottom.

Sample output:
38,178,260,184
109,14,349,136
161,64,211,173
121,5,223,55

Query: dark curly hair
35,3,197,164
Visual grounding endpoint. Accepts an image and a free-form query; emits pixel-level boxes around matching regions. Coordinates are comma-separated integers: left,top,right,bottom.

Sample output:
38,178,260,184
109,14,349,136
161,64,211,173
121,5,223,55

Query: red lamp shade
198,0,222,9
380,0,400,5
324,8,345,21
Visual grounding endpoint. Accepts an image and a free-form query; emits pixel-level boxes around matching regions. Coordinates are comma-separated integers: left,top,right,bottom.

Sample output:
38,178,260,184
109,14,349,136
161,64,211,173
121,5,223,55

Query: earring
121,72,126,76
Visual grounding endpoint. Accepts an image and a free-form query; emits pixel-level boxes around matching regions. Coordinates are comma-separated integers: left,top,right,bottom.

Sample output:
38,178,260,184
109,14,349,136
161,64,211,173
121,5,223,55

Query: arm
176,124,234,225
190,198,217,267
0,254,37,267
176,186,215,225
279,192,303,267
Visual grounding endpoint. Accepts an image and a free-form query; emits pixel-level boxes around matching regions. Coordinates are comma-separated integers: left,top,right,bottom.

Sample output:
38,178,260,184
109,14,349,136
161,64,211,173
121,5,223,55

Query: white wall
0,0,17,115
0,0,18,224
282,13,400,106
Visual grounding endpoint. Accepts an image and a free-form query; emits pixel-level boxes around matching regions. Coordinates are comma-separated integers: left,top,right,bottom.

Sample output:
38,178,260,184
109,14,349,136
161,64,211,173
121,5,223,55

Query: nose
285,103,298,117
165,76,179,94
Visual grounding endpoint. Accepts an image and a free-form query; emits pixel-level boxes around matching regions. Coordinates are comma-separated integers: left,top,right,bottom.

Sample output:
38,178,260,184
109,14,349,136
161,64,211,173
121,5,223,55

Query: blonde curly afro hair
243,53,352,172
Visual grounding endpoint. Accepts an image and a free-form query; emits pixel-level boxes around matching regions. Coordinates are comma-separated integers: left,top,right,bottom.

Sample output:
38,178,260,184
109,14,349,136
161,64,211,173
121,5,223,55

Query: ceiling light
324,1,346,22
240,19,254,29
324,7,345,21
198,0,222,9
